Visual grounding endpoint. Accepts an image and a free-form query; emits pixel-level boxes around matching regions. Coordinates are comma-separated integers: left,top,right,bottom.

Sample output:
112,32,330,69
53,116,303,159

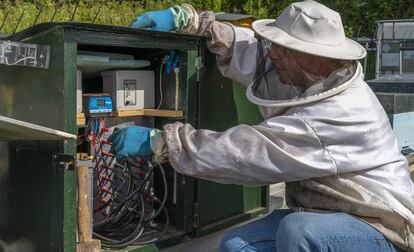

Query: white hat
252,0,366,60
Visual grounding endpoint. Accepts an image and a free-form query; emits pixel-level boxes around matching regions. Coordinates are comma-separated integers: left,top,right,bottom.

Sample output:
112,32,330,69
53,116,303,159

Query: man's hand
130,5,199,34
108,126,153,160
130,8,177,32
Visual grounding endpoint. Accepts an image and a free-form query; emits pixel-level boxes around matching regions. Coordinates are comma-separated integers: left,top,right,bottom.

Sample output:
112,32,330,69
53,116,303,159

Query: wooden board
76,109,183,127
76,240,101,252
113,109,183,118
143,109,184,117
0,115,77,140
77,113,86,126
112,109,145,117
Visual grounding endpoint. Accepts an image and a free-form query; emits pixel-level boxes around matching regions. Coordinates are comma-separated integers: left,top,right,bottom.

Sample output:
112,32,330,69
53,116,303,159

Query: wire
133,206,169,245
157,62,165,109
151,162,167,219
4,56,36,66
92,158,169,249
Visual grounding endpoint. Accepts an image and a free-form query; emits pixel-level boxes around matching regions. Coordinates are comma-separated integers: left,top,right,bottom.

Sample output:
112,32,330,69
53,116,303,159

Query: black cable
134,205,170,245
94,195,145,246
150,162,168,219
93,159,134,227
92,157,169,249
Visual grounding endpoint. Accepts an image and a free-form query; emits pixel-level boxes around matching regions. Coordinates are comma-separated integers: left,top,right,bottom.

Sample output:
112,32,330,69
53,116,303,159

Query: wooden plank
113,109,183,118
143,109,183,118
77,113,86,126
77,109,183,126
112,109,145,117
76,240,101,252
76,165,101,252
0,115,77,140
77,165,90,243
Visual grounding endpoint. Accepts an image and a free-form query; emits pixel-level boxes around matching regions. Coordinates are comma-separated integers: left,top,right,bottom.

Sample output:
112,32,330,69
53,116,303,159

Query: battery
101,70,155,111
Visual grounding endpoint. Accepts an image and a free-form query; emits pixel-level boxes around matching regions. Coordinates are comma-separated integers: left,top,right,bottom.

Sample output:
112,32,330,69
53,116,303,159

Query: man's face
267,42,335,91
268,44,305,86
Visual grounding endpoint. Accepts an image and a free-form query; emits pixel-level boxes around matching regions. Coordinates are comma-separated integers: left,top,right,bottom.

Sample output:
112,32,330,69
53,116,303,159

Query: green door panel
197,49,268,235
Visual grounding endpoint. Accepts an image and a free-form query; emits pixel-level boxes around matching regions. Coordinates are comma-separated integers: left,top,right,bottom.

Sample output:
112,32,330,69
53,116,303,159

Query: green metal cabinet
0,23,268,251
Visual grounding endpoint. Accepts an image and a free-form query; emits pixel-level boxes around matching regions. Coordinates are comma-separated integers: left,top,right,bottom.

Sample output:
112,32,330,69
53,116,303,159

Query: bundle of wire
84,119,169,249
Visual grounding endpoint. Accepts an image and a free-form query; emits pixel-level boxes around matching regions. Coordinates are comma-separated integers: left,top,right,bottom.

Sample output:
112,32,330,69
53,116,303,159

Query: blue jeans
220,209,403,252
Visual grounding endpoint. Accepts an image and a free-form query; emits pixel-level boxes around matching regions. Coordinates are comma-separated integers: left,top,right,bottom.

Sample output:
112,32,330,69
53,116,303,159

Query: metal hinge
53,153,75,171
196,40,204,83
193,202,200,227
195,56,203,70
195,56,203,82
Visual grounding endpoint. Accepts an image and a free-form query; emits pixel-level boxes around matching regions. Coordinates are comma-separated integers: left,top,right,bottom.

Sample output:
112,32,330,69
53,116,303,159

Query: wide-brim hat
252,0,366,60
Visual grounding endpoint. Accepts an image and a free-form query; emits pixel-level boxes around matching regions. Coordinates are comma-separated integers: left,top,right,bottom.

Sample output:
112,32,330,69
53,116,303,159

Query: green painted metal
173,49,199,233
196,49,268,235
231,83,263,125
0,141,67,251
0,22,268,251
0,25,77,251
232,83,267,213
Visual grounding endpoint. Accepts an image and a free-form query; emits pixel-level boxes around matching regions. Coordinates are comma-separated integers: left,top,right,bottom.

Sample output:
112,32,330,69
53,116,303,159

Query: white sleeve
213,25,258,86
163,117,337,186
197,11,258,86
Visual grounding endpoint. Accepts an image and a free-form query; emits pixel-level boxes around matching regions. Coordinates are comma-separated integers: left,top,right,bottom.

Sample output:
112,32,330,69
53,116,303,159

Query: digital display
88,96,112,115
96,99,105,106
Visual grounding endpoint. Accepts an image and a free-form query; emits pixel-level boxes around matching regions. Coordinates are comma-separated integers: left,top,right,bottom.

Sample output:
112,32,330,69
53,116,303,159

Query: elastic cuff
150,129,169,164
195,11,216,37
180,4,199,34
150,129,162,152
170,5,192,33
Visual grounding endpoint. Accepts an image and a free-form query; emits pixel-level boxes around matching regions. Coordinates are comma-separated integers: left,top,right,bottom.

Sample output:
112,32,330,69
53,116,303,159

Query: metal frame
374,19,414,78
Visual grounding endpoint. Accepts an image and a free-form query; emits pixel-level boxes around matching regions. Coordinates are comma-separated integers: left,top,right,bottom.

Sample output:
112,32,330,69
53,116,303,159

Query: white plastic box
77,70,82,113
101,70,155,111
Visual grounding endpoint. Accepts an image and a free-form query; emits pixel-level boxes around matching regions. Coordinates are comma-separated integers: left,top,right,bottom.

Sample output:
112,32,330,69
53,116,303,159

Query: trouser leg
275,211,403,252
220,209,293,252
220,210,403,252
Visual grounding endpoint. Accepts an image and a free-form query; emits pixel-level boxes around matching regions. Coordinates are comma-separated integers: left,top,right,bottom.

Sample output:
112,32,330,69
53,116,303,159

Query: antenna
70,0,80,22
92,1,105,23
13,7,26,33
33,5,45,25
0,11,10,32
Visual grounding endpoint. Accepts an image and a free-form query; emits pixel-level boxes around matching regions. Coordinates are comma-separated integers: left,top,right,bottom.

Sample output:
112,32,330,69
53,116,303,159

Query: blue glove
130,8,176,32
108,126,153,160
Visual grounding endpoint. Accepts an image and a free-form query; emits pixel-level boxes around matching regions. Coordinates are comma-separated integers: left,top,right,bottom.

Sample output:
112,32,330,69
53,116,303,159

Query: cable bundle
91,126,168,249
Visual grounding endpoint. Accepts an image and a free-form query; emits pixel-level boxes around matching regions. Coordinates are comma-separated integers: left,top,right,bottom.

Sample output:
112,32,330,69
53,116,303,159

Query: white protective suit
160,19,414,251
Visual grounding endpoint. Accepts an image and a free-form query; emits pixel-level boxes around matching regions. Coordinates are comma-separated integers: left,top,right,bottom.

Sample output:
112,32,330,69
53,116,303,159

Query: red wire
162,73,173,89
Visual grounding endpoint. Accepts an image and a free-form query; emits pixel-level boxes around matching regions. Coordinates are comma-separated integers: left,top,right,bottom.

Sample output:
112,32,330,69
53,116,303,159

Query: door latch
53,153,75,171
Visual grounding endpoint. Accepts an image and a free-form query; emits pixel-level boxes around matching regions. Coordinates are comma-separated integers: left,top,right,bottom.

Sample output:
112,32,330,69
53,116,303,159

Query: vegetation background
0,0,413,37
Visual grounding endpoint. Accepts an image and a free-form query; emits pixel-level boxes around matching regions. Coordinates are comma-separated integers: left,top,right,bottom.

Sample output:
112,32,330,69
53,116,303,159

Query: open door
0,115,76,141
195,48,268,236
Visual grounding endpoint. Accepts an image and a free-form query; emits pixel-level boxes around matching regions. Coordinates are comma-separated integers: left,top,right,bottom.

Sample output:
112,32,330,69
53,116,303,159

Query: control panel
83,94,113,116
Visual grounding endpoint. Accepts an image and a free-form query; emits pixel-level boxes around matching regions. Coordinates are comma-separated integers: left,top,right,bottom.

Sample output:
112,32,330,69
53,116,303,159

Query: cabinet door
196,48,268,236
0,115,76,141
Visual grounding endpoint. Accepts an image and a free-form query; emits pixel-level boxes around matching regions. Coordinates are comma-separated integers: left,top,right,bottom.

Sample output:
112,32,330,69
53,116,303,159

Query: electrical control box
101,70,155,111
83,94,113,116
77,70,83,113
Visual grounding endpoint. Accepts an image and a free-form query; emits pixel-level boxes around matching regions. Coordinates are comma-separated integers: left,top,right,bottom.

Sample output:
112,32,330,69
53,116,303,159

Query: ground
162,183,286,252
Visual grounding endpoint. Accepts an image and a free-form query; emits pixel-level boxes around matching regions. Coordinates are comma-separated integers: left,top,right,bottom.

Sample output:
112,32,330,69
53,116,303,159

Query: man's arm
130,5,259,86
161,116,338,186
196,11,258,86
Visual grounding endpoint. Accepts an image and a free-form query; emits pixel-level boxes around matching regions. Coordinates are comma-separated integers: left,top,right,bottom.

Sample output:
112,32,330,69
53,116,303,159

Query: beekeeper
109,1,414,251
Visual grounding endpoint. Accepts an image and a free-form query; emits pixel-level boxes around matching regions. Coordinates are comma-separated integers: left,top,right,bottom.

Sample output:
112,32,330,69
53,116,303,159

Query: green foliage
0,0,413,37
